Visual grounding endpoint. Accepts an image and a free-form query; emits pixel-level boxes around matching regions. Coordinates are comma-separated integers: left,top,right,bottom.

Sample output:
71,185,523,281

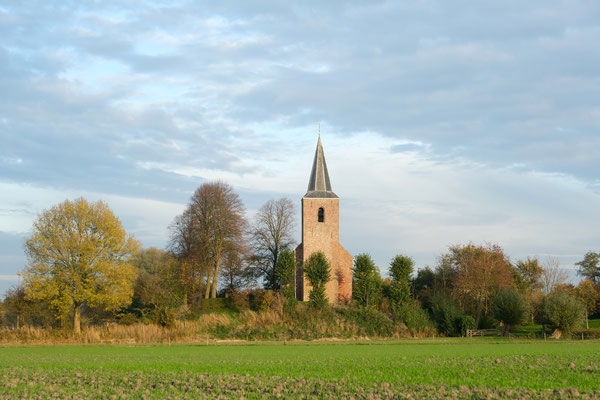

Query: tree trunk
586,310,589,329
475,299,483,328
73,304,81,335
211,259,221,298
204,268,213,299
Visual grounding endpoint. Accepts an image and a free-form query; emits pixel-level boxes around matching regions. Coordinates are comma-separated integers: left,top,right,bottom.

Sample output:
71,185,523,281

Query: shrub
492,288,527,335
201,298,228,312
456,315,476,337
304,252,331,309
248,289,266,311
431,294,462,336
544,293,585,337
154,306,175,327
228,289,250,311
335,306,396,337
394,302,435,337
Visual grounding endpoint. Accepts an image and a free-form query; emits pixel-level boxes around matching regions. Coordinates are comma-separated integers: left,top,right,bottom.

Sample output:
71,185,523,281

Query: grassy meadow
1,338,600,399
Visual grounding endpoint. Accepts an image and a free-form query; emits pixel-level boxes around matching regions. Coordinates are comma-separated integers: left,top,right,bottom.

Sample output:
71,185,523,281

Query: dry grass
0,306,410,344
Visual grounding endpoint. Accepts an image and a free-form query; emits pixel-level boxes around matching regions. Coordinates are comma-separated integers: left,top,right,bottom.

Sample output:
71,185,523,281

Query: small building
295,135,353,303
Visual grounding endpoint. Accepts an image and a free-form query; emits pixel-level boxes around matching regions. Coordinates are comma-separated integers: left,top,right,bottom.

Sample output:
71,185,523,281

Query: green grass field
1,338,599,398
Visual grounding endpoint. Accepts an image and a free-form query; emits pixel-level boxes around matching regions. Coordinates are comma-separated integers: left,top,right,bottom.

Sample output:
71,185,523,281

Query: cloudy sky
1,1,599,295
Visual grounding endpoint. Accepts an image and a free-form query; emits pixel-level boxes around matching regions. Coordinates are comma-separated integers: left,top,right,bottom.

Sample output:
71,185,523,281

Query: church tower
295,134,353,303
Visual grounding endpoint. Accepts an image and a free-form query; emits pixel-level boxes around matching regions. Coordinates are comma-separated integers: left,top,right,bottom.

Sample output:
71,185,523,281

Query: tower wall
298,197,353,303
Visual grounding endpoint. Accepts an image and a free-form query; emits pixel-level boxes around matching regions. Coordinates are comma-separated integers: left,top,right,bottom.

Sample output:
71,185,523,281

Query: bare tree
540,257,569,296
250,198,296,290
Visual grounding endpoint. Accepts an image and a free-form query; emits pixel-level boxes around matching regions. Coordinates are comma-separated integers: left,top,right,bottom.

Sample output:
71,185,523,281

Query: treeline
351,245,599,338
0,181,599,340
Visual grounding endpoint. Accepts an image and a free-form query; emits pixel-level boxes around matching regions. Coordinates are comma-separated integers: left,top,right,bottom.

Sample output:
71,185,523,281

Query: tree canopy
169,182,247,302
576,251,600,285
445,243,513,327
23,198,139,333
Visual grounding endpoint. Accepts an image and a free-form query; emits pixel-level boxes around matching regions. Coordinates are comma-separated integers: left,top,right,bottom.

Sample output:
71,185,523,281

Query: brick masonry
295,197,353,303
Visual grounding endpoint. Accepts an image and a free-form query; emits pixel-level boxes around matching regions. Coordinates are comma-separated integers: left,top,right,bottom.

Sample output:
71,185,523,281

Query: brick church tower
295,134,353,303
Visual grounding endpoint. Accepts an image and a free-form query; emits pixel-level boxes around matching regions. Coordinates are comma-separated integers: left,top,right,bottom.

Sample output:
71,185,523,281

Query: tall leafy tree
446,243,513,327
388,254,414,310
274,248,297,313
514,257,543,291
169,208,208,306
305,251,331,309
133,247,183,311
23,198,139,333
250,198,296,290
492,288,527,335
576,251,600,285
170,182,247,300
576,279,598,329
544,292,585,337
352,253,382,308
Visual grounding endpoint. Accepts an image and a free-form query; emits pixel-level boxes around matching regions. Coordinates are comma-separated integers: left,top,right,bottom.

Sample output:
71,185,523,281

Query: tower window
318,207,324,222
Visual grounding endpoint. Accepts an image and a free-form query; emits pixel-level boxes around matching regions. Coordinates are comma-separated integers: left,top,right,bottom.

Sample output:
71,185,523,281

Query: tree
540,258,569,296
274,248,297,313
576,251,600,285
514,257,543,291
446,243,513,327
492,288,527,335
23,198,139,333
413,267,435,311
304,251,331,309
352,253,382,308
576,279,598,329
544,292,585,337
133,248,183,311
170,182,248,301
388,254,414,310
220,247,254,294
2,286,56,328
250,198,296,290
168,208,208,306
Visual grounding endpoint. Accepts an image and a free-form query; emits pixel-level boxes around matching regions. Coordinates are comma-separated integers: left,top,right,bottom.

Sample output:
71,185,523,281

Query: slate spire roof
305,135,338,198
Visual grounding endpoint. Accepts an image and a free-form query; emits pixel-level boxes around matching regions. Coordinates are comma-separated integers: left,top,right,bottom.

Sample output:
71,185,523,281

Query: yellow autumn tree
23,198,139,333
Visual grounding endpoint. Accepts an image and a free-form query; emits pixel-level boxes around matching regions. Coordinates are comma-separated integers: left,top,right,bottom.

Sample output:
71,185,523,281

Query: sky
1,1,599,295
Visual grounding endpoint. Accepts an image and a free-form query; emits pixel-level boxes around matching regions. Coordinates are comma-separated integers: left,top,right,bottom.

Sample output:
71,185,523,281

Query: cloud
0,1,599,288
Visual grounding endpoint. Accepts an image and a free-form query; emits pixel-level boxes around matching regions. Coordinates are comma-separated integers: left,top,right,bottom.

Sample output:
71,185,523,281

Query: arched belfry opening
318,207,324,222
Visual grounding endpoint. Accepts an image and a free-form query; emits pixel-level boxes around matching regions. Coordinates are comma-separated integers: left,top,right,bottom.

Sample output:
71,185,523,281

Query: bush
544,293,585,336
228,289,250,311
394,302,435,337
456,315,476,337
201,298,229,313
492,288,527,335
335,306,396,337
431,294,462,336
154,306,175,328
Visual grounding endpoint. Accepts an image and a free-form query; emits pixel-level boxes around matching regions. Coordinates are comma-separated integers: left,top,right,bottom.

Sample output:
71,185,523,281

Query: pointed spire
305,132,338,198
